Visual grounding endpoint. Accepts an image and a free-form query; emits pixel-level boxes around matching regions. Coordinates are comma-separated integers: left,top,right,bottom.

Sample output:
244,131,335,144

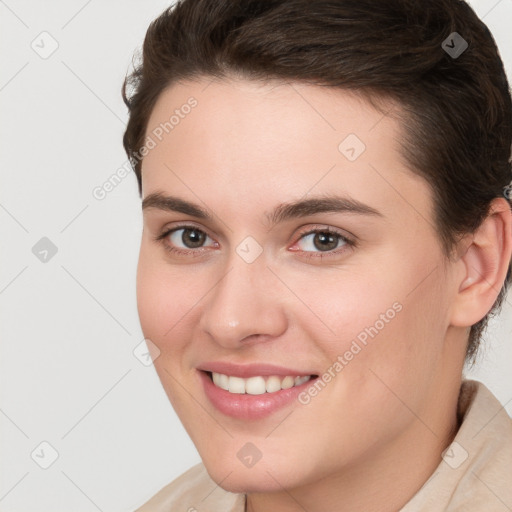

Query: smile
199,369,319,420
210,371,313,395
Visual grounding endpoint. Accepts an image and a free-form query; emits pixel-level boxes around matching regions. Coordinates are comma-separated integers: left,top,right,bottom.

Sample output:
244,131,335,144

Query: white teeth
228,376,245,394
281,376,295,389
266,376,282,393
295,375,311,386
218,373,229,390
245,376,266,395
210,372,313,394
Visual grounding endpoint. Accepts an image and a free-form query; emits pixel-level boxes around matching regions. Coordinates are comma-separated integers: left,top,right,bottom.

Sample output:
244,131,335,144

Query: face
137,77,462,493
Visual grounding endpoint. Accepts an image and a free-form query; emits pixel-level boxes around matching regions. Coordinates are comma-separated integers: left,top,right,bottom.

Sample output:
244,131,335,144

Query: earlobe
450,198,512,327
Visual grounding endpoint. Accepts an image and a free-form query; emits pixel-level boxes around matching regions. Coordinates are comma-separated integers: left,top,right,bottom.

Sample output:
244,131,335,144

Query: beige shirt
135,380,512,511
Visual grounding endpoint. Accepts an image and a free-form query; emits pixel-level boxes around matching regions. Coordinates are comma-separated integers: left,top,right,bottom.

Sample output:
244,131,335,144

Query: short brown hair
122,0,512,362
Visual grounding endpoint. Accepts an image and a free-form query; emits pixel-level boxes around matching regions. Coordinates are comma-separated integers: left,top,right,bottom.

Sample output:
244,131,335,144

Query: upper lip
197,361,317,378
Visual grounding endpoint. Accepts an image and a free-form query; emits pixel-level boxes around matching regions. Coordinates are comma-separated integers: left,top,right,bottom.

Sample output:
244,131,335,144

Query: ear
450,197,512,328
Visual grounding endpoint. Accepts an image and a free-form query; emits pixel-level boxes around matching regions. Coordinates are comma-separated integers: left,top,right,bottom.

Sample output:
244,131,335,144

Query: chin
202,456,308,494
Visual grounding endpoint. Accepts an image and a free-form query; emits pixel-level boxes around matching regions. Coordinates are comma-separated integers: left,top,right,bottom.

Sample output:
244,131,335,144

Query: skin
136,76,512,512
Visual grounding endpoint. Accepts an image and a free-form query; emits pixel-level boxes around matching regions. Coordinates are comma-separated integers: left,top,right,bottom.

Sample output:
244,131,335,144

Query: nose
198,254,288,349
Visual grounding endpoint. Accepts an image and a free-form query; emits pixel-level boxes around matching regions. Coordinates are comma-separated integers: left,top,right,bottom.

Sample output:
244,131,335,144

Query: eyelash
154,224,355,260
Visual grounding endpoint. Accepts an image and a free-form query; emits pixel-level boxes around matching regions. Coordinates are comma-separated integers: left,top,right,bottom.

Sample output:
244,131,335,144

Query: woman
123,0,512,510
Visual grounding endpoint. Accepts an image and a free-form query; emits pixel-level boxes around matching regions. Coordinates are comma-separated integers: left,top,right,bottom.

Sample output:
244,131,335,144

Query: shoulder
134,463,245,512
401,379,512,512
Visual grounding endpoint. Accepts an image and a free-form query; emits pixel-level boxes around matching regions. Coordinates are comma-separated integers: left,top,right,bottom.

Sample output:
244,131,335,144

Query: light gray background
1,1,511,511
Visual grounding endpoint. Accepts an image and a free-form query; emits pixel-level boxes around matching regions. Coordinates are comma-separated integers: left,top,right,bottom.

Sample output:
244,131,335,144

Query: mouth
205,371,317,395
198,369,320,420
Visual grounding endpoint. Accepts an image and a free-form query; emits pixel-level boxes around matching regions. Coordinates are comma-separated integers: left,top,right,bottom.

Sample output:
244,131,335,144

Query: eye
169,227,213,249
155,225,217,255
291,227,353,256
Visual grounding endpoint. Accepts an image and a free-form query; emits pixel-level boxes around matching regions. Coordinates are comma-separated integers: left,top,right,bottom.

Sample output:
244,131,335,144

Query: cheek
332,264,452,421
290,254,450,387
280,264,401,351
135,250,206,414
136,248,203,352
282,268,450,457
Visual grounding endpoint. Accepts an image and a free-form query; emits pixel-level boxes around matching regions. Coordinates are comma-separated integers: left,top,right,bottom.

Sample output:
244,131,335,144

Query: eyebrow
142,192,383,227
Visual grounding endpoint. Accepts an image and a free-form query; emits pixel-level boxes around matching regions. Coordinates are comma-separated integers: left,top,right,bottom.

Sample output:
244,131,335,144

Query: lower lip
199,370,317,420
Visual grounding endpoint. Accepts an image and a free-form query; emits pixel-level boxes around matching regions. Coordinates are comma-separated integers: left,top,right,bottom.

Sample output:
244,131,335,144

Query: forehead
145,77,394,157
141,77,434,230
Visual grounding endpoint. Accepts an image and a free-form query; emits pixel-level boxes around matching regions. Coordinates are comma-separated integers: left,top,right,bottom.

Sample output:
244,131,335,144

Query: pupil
183,229,205,248
314,232,338,251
